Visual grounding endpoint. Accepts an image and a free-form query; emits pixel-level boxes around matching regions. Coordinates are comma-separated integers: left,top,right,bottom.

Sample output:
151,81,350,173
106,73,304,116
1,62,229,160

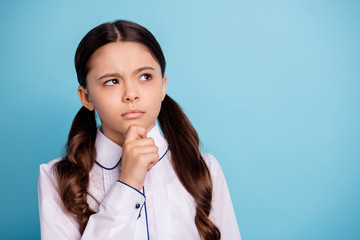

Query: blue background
0,0,359,239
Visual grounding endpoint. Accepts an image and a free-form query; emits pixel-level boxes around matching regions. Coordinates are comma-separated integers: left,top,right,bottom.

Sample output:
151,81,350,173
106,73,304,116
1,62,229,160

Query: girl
38,20,241,240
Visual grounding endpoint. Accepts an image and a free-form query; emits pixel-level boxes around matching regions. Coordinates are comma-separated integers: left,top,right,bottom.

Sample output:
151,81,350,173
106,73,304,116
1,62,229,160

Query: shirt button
135,203,141,209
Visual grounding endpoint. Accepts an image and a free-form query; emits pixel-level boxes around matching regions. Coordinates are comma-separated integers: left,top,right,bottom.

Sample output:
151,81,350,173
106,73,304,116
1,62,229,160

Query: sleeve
202,153,242,240
38,162,145,240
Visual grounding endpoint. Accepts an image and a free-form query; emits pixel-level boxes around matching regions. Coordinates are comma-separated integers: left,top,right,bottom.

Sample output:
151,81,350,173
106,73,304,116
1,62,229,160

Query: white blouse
38,123,241,240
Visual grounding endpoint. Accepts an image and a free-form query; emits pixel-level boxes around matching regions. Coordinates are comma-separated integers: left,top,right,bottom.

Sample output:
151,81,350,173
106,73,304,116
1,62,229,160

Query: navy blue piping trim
143,187,150,240
158,148,169,162
116,180,145,197
137,203,145,219
95,157,122,170
95,148,167,170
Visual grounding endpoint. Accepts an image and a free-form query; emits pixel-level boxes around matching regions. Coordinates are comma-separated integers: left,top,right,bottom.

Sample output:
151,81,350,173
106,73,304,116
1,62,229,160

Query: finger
147,162,157,171
124,125,147,145
132,145,159,156
137,152,159,167
147,154,160,171
126,137,156,148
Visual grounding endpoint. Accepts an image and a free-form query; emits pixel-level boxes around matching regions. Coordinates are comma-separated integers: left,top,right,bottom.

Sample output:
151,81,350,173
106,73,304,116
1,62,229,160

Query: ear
161,74,167,101
78,86,95,111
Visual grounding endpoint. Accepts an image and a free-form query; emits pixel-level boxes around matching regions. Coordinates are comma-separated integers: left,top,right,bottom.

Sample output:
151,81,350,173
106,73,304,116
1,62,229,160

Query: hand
119,125,159,191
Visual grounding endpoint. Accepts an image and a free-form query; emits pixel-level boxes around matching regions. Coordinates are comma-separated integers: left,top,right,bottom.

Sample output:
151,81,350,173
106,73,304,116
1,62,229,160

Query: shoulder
201,153,218,166
38,157,63,186
38,157,66,208
39,157,63,175
201,153,224,180
202,153,241,239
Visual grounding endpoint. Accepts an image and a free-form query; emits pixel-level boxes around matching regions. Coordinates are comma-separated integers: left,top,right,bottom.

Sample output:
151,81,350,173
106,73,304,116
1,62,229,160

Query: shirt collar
95,122,169,169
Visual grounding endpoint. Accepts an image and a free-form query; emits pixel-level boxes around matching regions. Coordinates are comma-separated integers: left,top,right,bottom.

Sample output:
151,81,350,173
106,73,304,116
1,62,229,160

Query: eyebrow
98,66,155,80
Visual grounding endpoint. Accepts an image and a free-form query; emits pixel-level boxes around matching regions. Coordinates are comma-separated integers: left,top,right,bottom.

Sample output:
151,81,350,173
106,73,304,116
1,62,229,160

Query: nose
122,84,140,103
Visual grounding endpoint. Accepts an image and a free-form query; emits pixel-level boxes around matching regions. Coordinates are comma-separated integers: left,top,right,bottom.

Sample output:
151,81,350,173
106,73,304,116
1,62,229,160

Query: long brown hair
55,20,220,239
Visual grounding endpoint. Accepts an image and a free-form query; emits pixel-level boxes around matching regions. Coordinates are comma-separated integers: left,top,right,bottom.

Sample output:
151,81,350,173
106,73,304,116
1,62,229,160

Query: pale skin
78,41,167,191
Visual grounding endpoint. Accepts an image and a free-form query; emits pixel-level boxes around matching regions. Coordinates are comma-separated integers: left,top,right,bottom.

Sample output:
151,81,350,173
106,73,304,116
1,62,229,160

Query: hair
55,20,220,239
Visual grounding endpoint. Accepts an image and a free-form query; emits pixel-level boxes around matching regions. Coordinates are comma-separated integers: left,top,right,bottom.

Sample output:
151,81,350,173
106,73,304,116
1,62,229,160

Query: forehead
88,41,160,74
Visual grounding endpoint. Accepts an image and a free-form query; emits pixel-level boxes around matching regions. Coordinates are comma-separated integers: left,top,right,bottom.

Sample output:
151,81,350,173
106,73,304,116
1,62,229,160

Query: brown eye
104,79,118,85
139,73,152,81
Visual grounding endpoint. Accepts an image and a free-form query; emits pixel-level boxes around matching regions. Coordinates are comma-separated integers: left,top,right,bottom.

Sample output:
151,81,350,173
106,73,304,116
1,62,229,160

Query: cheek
148,89,164,115
145,88,163,105
92,90,120,106
151,83,164,99
91,93,120,116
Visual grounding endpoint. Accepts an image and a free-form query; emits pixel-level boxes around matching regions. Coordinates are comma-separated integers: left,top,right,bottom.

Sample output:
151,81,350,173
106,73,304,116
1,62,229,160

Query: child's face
78,41,167,146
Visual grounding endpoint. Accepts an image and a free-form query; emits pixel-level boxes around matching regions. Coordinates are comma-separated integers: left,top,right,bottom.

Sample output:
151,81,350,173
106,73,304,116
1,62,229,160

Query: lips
122,109,145,119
